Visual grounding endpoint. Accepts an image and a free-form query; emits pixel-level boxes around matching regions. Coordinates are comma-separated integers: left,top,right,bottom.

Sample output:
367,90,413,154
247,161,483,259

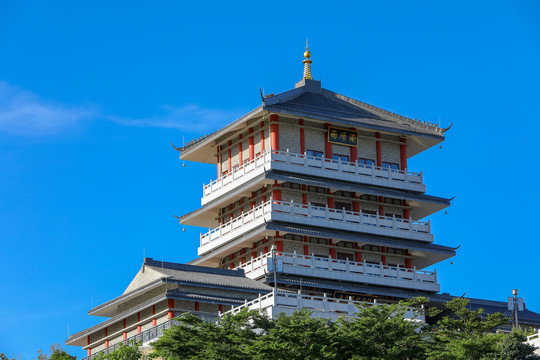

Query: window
358,158,375,167
359,194,378,202
284,234,303,241
256,239,265,248
307,186,326,194
384,197,402,206
221,255,230,264
311,202,326,208
309,237,329,245
362,244,380,252
334,191,352,198
382,162,399,171
336,241,355,249
282,182,301,190
307,149,323,159
362,209,377,215
332,154,349,163
386,247,404,255
335,202,352,211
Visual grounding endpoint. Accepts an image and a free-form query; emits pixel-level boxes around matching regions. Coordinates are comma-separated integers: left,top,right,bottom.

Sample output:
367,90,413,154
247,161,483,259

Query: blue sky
1,1,539,358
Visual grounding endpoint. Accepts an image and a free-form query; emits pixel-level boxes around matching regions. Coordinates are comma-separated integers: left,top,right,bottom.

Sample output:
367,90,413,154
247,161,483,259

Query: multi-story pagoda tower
176,45,456,317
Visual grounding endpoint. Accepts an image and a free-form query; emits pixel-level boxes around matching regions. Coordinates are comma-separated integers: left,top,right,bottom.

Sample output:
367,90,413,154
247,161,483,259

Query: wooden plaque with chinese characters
327,126,358,147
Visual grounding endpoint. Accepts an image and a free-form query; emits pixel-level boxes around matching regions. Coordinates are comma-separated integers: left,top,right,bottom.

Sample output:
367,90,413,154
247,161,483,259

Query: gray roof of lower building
144,258,272,293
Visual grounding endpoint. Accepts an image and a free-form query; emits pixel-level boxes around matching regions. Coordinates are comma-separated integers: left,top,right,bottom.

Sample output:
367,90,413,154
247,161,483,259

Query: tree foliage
92,342,145,360
79,297,538,360
36,344,77,360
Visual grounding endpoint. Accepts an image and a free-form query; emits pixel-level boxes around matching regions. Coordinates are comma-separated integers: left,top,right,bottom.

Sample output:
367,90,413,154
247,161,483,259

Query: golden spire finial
302,39,313,80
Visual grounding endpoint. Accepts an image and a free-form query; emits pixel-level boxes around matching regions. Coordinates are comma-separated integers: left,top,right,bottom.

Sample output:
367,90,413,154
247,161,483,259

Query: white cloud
0,81,97,136
0,81,246,136
107,104,245,133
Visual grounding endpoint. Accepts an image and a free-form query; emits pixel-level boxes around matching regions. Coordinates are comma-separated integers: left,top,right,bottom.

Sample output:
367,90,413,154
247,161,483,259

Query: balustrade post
286,149,290,164
346,258,350,273
293,251,297,266
308,202,311,217
312,253,316,268
379,262,383,276
290,199,295,215
363,260,367,274
396,264,400,279
348,296,354,314
323,293,328,312
434,268,437,283
342,207,346,221
355,160,359,175
328,255,332,270
392,215,396,229
413,266,418,281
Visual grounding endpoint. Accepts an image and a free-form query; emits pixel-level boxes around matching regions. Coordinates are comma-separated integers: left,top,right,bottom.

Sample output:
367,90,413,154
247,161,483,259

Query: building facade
66,47,540,357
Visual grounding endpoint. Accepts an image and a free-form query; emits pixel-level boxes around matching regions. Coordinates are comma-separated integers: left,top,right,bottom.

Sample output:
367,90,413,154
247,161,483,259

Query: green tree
247,308,339,360
495,330,539,360
426,298,510,360
36,344,76,360
92,341,144,360
335,297,430,360
152,309,270,360
0,353,15,360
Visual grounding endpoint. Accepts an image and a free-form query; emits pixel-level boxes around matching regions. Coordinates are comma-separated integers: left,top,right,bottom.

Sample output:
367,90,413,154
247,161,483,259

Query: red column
353,193,360,212
302,185,307,205
252,242,257,259
168,299,175,319
354,246,362,262
238,134,243,165
123,319,127,340
350,127,357,160
194,302,200,312
218,304,224,313
329,239,336,259
123,332,127,340
87,336,91,357
381,246,386,265
299,119,305,154
241,248,246,264
228,140,232,173
264,238,268,254
105,327,108,337
137,312,141,333
105,340,109,348
303,236,309,256
249,128,255,160
375,132,382,167
272,182,281,203
327,189,335,209
405,258,413,269
378,196,384,216
260,122,265,152
270,114,279,151
275,234,283,254
403,200,410,220
324,123,332,159
400,137,407,170
216,146,221,178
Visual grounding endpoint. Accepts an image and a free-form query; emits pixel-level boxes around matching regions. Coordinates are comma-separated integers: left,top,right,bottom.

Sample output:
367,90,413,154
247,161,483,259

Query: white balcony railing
224,290,425,323
199,200,432,255
236,251,439,292
202,150,425,205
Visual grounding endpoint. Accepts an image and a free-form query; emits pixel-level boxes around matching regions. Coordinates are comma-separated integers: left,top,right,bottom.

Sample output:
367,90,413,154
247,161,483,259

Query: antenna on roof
67,324,70,337
91,296,93,308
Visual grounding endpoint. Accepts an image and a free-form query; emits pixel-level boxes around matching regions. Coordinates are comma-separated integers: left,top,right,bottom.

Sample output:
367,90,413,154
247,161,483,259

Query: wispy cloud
108,104,246,133
0,81,246,136
0,81,97,136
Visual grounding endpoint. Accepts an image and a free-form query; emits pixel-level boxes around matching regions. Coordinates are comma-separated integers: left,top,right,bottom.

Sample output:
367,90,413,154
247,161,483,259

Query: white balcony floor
202,150,425,205
198,200,432,256
236,252,439,292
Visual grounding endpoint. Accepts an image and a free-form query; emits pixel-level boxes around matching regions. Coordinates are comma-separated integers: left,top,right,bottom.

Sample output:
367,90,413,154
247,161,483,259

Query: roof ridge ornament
302,39,313,80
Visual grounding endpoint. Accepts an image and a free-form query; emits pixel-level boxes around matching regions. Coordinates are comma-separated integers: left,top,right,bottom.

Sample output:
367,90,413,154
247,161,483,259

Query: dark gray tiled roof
178,80,446,155
265,221,456,256
145,258,272,292
267,171,451,205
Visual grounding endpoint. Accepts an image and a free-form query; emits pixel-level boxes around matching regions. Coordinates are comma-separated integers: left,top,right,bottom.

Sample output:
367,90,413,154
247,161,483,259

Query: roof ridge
144,258,245,277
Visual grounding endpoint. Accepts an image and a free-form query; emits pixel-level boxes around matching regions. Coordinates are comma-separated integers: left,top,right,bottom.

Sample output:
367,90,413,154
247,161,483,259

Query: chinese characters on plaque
327,126,359,147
